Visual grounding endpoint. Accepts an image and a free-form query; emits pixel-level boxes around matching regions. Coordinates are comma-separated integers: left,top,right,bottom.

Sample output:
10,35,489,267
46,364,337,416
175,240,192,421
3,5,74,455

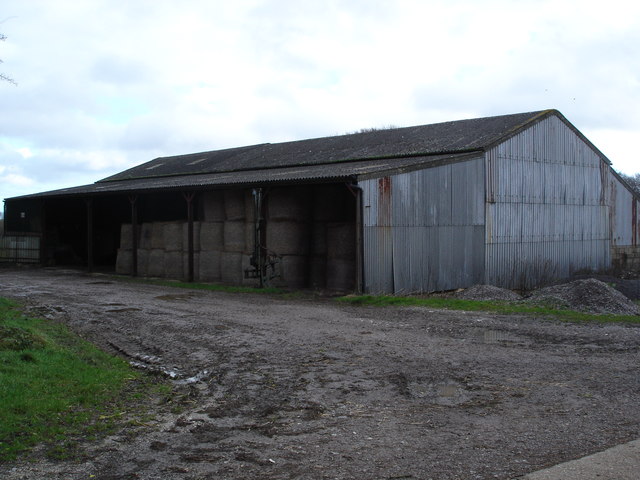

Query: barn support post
39,200,47,266
183,192,195,283
128,195,138,277
346,181,364,293
85,198,94,273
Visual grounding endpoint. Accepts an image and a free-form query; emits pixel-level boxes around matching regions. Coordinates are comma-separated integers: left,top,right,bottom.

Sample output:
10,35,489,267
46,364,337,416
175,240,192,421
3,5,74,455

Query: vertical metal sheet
485,115,612,289
362,156,485,294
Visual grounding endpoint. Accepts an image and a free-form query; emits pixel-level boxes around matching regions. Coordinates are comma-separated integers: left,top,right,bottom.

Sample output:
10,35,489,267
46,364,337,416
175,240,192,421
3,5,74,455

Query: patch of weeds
336,295,640,324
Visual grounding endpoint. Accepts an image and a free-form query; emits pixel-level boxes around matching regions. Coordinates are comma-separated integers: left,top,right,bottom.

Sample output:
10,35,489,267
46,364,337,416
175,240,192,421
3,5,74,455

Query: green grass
337,294,640,324
0,297,164,461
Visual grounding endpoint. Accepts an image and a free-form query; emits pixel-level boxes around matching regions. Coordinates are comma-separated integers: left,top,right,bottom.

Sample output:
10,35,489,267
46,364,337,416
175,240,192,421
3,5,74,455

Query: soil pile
525,278,640,315
455,284,522,302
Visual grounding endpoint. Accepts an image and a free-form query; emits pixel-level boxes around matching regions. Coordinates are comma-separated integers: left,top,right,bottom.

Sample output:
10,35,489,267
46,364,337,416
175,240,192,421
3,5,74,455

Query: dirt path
1,268,639,480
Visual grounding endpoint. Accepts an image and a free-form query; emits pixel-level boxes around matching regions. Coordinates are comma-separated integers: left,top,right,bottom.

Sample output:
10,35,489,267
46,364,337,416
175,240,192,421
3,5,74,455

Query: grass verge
337,295,640,324
0,297,169,461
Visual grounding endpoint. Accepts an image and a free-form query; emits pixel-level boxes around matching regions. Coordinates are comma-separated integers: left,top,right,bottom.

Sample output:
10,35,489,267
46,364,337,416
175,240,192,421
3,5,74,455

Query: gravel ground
1,267,639,480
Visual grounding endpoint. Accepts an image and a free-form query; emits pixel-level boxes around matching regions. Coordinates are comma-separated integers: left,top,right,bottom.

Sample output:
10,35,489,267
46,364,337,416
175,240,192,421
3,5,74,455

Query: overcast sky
1,0,639,203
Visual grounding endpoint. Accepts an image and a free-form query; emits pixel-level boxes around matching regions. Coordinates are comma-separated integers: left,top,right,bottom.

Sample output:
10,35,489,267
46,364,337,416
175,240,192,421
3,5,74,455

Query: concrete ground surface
0,267,639,480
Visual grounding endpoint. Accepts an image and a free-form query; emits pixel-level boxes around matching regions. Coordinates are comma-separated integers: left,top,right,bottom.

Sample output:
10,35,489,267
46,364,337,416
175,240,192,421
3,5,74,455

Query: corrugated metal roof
12,152,478,199
101,110,550,183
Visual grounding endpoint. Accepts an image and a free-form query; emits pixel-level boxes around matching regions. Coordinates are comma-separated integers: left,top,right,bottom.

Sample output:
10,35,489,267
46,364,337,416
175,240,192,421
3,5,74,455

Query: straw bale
245,222,256,254
147,249,165,277
164,251,184,280
136,249,149,276
220,251,243,284
224,189,246,221
268,187,311,221
139,223,153,249
202,191,225,221
200,222,224,250
266,220,309,256
150,223,165,250
199,250,221,281
163,222,183,252
281,255,308,288
326,258,355,292
311,222,327,255
224,221,246,253
183,221,201,252
244,189,257,223
119,224,133,249
115,248,132,274
309,256,326,289
327,223,355,260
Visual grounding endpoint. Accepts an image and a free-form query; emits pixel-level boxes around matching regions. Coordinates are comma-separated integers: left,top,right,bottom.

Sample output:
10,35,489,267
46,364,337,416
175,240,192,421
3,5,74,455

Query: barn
3,109,639,293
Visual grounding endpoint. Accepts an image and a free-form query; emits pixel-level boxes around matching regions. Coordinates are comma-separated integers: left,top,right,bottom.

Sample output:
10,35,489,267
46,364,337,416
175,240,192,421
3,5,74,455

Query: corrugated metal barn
3,109,639,293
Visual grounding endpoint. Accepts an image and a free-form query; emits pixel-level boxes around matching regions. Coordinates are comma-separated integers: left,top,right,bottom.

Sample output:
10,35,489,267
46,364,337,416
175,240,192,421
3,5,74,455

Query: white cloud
1,0,640,201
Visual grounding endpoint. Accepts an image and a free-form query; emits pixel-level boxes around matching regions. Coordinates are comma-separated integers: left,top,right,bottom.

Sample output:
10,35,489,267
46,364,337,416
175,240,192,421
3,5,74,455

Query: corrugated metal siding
362,157,485,294
485,115,611,288
605,171,639,246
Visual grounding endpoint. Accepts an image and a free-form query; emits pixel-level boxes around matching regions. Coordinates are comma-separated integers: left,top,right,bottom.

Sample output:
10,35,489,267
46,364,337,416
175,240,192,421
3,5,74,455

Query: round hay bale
202,191,225,222
147,249,165,277
326,258,355,292
200,222,224,250
199,250,221,281
266,220,309,256
220,251,243,284
150,223,165,250
326,223,355,260
164,251,184,280
224,190,246,221
183,221,201,252
163,222,183,252
115,248,132,274
224,221,246,253
267,187,311,221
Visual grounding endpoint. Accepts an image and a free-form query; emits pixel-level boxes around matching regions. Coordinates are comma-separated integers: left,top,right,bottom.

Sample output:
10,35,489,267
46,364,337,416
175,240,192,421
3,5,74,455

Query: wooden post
86,198,94,273
129,195,138,277
183,192,195,283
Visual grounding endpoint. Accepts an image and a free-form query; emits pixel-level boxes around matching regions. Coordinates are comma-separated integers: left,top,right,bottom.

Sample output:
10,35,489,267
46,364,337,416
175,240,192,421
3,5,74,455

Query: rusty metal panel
361,156,485,294
485,115,612,288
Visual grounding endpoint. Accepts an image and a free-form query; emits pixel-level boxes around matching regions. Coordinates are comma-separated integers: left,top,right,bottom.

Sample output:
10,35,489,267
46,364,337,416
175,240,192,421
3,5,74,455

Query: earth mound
524,278,640,315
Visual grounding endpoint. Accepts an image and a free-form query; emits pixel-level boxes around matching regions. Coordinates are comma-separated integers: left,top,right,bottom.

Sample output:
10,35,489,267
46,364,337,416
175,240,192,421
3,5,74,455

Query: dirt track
1,267,639,480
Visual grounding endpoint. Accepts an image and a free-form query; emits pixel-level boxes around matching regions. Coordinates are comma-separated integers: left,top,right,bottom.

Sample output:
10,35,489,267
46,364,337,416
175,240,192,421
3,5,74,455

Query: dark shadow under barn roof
9,109,606,200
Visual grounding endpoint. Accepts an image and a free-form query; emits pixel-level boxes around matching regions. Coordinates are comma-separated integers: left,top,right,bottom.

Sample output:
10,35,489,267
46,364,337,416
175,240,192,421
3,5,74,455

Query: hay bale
311,222,327,256
326,223,355,260
139,223,153,249
150,223,165,250
267,187,311,221
115,248,132,274
199,250,221,281
266,220,309,256
202,191,225,221
147,249,165,277
164,251,184,280
220,251,243,284
200,222,224,250
184,252,200,280
183,221,201,252
309,256,326,289
314,185,348,222
224,221,246,253
281,255,308,288
163,222,183,252
136,249,149,276
119,224,133,249
244,189,257,223
244,222,257,254
224,189,246,221
326,258,355,292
